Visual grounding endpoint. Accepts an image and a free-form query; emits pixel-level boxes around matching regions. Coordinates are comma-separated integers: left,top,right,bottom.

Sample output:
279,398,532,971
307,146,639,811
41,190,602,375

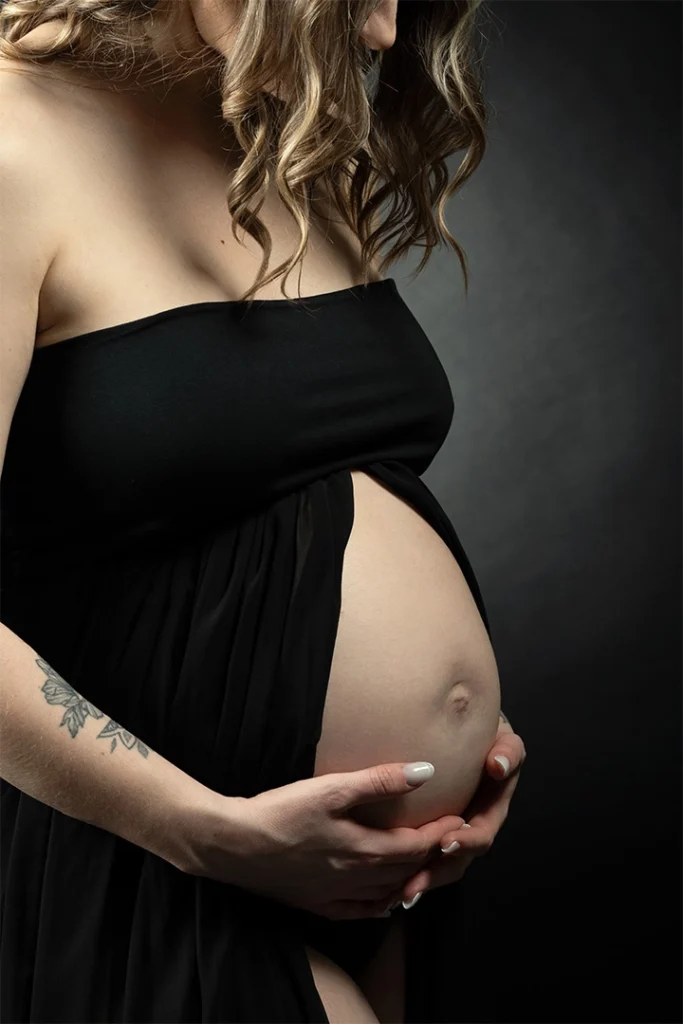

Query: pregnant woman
0,2,526,1022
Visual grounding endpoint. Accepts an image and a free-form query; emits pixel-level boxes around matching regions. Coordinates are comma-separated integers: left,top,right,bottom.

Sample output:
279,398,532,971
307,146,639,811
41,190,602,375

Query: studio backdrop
400,2,681,1022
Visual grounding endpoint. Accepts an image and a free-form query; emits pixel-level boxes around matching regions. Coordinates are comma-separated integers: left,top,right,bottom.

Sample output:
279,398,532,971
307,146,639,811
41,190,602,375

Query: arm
0,624,215,870
0,80,216,875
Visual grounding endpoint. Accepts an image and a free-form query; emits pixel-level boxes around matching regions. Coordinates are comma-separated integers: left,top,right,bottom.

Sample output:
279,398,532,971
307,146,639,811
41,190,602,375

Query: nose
360,0,398,51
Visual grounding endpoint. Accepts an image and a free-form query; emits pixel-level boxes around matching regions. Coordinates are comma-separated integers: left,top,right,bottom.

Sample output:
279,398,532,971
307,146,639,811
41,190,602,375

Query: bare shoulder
0,58,77,179
0,59,71,451
0,54,93,149
0,59,76,274
0,56,99,267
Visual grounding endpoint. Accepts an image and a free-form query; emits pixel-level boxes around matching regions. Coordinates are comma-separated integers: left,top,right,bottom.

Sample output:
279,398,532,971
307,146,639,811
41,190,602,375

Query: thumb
326,761,435,812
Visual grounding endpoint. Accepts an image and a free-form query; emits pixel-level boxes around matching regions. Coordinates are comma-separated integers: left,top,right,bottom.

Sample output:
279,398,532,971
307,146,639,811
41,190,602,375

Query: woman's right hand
180,762,466,920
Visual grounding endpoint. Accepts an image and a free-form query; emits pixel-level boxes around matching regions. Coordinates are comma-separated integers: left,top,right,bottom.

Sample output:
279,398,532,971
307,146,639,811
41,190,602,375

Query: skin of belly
313,470,501,831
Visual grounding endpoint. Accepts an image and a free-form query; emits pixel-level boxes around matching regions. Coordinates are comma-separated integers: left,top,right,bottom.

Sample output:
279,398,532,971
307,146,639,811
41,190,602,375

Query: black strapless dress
0,278,491,1023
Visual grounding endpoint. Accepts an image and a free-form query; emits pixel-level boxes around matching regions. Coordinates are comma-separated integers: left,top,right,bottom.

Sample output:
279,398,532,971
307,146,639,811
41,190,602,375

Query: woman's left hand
387,714,527,910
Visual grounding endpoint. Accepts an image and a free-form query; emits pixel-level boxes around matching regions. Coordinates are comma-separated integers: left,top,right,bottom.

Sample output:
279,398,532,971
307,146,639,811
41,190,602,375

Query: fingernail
375,910,392,918
388,900,402,911
461,823,472,829
494,755,510,778
440,840,461,854
402,762,435,786
402,891,424,910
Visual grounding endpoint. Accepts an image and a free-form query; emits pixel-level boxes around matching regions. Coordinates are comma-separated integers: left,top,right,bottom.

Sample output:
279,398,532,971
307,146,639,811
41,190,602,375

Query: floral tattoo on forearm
36,657,149,757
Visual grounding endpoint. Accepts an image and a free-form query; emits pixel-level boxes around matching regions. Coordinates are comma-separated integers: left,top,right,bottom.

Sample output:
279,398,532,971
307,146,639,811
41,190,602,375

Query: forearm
0,620,216,871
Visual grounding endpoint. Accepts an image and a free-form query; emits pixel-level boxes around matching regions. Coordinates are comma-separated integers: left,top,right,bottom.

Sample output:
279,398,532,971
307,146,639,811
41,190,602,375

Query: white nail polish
494,755,510,777
440,840,461,854
402,761,435,785
461,823,472,829
402,891,423,910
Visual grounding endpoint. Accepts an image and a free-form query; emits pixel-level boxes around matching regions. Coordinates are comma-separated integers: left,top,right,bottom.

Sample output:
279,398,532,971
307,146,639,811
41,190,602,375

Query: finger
485,732,526,780
399,853,477,905
407,858,472,899
382,811,466,868
352,882,404,900
413,853,475,896
413,815,466,847
496,715,515,737
352,856,439,896
465,771,520,832
326,761,436,813
353,823,440,863
312,898,399,922
365,889,409,916
398,867,432,903
418,821,494,860
349,816,465,864
352,861,430,890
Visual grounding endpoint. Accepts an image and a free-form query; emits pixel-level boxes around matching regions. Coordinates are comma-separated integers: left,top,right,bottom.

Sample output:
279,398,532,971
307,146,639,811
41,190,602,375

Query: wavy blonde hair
0,0,491,305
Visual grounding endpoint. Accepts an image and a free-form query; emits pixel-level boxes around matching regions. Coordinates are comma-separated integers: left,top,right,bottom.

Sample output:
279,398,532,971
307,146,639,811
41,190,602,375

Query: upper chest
34,74,370,343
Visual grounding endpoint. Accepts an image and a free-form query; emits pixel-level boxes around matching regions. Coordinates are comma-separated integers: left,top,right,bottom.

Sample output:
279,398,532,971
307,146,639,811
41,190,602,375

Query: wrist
167,781,248,881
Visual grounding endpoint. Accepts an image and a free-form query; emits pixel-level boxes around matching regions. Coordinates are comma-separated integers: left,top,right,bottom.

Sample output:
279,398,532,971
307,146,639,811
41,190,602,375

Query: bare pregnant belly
313,470,501,830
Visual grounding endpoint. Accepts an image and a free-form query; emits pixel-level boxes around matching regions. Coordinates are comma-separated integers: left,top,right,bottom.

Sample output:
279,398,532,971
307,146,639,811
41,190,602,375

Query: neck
139,0,222,110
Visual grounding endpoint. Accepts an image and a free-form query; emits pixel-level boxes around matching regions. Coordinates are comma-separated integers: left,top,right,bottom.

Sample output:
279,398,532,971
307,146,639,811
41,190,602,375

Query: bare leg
353,914,406,1024
306,945,380,1023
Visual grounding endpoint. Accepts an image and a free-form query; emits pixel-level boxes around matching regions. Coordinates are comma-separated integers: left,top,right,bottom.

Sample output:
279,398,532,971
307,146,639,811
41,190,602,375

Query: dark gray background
396,2,681,1022
1,0,678,1020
